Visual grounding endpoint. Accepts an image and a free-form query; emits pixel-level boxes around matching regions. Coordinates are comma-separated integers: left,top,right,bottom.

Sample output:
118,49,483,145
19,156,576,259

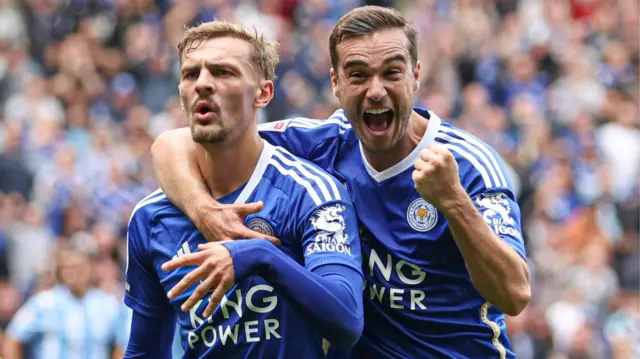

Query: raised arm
151,129,278,243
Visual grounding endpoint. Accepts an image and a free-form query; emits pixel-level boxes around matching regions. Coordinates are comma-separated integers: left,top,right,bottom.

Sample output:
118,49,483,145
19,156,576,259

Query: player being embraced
124,21,363,359
150,6,531,359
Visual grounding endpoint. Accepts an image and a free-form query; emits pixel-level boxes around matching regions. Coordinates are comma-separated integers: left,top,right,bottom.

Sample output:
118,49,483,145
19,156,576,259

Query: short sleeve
259,111,346,171
6,294,46,343
300,199,363,275
471,189,527,260
124,209,173,317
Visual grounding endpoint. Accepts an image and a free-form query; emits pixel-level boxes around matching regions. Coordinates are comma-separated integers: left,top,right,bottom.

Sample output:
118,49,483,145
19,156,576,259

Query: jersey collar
359,108,442,183
235,140,275,204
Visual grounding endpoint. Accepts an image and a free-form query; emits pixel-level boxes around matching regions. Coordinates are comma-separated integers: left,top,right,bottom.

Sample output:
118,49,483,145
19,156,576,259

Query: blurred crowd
0,0,637,358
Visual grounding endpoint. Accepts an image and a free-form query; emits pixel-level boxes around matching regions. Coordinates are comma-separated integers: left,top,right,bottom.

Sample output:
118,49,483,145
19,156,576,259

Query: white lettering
369,284,385,303
220,289,243,319
246,285,278,313
188,331,199,349
306,243,352,255
218,324,239,345
244,320,260,342
264,319,281,340
410,290,427,310
368,249,392,281
201,325,217,347
389,288,404,309
396,260,426,285
190,300,205,328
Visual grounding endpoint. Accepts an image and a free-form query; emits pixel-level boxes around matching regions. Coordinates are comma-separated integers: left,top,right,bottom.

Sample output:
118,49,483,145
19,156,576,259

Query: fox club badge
407,198,438,232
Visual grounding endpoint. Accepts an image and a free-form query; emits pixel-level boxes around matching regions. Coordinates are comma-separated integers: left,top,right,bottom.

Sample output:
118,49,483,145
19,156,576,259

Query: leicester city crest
245,217,274,237
407,198,438,232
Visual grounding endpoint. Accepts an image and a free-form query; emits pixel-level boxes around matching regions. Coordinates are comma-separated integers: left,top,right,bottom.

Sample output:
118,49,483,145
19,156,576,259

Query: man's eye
184,71,198,79
350,72,364,79
215,69,232,77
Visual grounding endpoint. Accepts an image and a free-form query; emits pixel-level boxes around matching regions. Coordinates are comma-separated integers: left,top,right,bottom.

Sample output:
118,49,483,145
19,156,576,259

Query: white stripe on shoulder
436,132,502,188
441,127,507,187
274,147,341,200
438,140,494,188
268,159,323,206
272,150,332,202
128,189,168,224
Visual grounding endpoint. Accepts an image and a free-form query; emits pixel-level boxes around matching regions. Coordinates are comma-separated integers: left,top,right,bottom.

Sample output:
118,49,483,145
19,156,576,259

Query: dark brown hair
177,21,279,81
329,6,418,71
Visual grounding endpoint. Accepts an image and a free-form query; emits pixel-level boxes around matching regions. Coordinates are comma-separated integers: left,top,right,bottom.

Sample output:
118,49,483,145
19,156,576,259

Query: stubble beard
190,121,227,144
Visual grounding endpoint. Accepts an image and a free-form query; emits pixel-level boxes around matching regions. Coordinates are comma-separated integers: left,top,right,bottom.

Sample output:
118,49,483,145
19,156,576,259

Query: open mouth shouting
194,100,216,123
363,107,394,137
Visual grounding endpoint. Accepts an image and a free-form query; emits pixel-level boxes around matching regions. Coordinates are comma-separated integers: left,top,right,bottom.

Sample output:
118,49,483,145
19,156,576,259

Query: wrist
222,239,273,280
438,185,471,216
188,196,219,227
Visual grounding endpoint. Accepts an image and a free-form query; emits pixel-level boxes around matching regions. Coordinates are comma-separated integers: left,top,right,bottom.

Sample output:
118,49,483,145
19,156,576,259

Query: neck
198,130,264,199
364,110,428,172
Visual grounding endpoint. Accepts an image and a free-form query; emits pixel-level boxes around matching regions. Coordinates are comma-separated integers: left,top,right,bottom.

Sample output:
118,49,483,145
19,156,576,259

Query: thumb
234,201,264,218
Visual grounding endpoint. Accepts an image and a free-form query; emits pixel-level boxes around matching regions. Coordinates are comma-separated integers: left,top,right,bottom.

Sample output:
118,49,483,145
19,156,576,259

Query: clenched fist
412,144,465,210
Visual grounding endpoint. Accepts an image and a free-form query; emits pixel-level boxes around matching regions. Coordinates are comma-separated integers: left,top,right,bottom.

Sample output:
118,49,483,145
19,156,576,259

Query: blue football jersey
124,142,362,359
259,108,527,359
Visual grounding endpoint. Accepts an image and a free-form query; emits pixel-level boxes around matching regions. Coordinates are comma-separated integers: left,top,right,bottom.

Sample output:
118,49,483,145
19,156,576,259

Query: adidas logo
173,242,191,260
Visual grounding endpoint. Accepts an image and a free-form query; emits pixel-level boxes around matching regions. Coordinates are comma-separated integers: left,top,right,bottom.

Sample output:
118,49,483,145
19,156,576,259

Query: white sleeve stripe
269,160,323,206
289,117,351,130
128,193,168,225
272,150,334,202
436,133,502,188
441,127,508,187
275,148,341,200
441,142,493,188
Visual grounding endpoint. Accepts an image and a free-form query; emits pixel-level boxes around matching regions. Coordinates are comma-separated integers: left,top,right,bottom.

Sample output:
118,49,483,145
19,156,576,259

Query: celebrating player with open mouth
152,6,531,359
124,20,364,359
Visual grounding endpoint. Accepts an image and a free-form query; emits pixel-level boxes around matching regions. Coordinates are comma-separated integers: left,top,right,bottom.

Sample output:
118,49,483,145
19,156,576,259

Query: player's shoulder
128,188,176,226
432,114,512,192
265,144,348,208
259,109,354,141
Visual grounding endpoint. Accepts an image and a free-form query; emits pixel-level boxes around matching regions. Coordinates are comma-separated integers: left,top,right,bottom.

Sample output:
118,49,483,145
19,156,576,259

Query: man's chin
191,127,226,144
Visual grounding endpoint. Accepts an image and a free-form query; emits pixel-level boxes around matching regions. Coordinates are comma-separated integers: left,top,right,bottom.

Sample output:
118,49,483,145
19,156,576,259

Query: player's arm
224,236,364,347
414,144,531,316
150,112,344,243
4,294,45,359
124,208,177,357
124,311,176,359
162,200,365,347
3,336,24,359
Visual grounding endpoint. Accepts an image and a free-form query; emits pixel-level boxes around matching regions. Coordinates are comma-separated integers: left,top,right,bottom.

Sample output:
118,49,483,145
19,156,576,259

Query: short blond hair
177,21,280,81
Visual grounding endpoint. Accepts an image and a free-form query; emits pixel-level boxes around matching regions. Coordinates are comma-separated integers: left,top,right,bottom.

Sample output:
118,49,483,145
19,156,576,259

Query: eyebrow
342,54,407,71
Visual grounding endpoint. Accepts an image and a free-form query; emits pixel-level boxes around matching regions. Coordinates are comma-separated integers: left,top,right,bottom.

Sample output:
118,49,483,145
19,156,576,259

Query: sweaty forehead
182,37,253,66
337,28,410,66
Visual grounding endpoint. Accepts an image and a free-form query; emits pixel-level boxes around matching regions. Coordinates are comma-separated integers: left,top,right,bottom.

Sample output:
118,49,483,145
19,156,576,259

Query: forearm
124,311,175,359
151,128,213,217
441,190,531,316
3,336,23,359
224,240,364,347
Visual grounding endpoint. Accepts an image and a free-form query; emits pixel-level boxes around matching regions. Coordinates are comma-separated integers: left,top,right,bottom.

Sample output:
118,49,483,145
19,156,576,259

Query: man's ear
330,68,340,98
413,61,421,91
255,80,274,109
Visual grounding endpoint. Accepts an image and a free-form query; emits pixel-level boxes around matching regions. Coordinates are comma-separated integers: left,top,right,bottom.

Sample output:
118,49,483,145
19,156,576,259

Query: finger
428,143,448,154
182,274,216,312
413,159,428,171
419,148,435,162
238,228,281,246
233,201,264,218
162,251,209,271
168,266,207,300
203,282,227,318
